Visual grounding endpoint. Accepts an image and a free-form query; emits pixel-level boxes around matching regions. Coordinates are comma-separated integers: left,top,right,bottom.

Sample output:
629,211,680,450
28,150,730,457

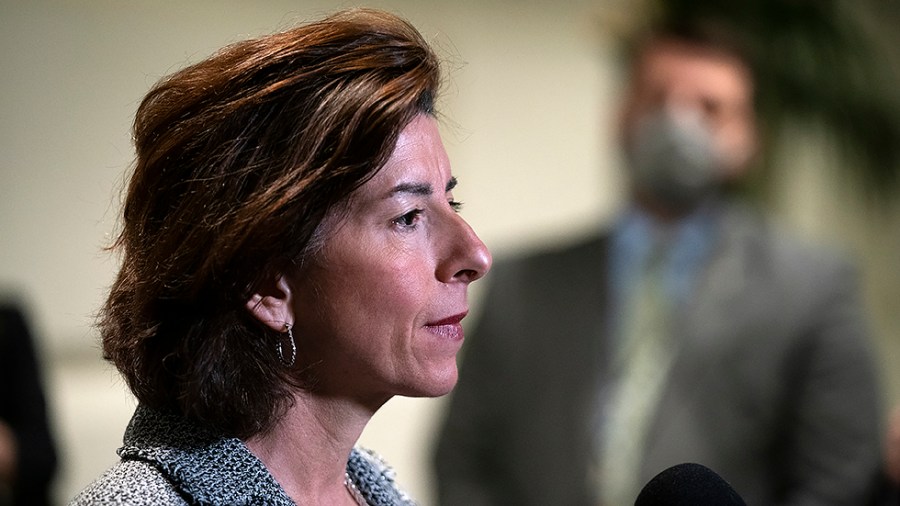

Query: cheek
311,227,440,337
374,258,434,315
332,250,433,322
717,125,755,175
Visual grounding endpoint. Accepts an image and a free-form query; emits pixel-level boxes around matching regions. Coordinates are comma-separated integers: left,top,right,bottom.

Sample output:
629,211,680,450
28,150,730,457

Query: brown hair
100,8,440,438
626,19,758,104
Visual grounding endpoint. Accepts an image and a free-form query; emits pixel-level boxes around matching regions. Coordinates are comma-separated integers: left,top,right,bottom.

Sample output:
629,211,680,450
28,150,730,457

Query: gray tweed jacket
70,405,415,505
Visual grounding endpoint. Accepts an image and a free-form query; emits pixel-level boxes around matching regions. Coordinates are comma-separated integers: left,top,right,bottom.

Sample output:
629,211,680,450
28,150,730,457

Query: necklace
344,473,368,506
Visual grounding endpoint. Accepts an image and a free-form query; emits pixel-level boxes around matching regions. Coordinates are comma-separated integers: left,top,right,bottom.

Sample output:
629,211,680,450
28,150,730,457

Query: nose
661,90,717,130
437,213,492,284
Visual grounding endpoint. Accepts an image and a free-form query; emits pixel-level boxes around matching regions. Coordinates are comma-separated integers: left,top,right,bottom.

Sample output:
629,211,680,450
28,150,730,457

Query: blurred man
0,302,58,506
434,21,882,506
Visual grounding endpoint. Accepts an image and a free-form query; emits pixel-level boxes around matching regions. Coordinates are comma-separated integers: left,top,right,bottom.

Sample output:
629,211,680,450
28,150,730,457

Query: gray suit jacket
434,203,881,506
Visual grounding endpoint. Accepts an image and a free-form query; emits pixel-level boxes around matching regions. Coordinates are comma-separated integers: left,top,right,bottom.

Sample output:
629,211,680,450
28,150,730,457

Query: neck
244,390,380,504
633,189,694,224
632,187,722,225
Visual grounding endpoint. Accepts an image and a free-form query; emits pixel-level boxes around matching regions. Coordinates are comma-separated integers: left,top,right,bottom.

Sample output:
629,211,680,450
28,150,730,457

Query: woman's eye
393,209,423,228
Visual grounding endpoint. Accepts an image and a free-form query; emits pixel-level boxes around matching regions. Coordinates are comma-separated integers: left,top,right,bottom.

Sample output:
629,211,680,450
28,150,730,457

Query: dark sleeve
432,237,609,506
432,259,524,506
0,304,59,505
781,259,882,506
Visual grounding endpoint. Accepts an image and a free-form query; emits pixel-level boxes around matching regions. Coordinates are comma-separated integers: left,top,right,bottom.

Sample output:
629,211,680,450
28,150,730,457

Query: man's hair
627,18,758,97
100,8,440,438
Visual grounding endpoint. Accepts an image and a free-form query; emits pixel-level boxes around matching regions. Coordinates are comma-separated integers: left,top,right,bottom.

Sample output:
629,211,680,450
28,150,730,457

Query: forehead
362,114,450,193
313,115,449,239
633,40,754,108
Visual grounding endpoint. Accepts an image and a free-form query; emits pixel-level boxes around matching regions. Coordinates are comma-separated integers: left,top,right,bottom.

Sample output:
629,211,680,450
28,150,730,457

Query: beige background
1,1,898,504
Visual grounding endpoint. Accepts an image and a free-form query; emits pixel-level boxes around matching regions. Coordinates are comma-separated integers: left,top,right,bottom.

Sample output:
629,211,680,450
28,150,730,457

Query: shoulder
69,459,187,505
495,233,608,273
485,233,609,296
721,202,857,280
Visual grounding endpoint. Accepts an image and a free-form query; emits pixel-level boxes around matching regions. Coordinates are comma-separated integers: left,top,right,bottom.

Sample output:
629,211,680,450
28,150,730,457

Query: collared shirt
607,201,721,340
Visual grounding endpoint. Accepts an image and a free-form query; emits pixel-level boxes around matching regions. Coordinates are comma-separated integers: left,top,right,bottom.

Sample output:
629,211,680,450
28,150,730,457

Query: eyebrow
389,176,458,197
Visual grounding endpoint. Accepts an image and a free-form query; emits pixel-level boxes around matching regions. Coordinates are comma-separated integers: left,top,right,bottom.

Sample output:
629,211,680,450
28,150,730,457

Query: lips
426,312,467,327
425,312,468,341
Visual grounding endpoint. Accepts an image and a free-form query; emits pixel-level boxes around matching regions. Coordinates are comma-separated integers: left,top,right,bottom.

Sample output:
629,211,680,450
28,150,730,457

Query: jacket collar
119,405,414,505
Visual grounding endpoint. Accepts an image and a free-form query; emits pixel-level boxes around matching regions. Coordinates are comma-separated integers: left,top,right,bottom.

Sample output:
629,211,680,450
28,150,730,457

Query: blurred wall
1,1,898,505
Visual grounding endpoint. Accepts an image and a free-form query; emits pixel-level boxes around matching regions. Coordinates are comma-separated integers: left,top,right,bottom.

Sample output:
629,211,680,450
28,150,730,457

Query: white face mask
626,108,721,209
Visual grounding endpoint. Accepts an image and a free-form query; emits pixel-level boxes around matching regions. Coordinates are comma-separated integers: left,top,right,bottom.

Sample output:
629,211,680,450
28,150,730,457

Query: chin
399,366,459,398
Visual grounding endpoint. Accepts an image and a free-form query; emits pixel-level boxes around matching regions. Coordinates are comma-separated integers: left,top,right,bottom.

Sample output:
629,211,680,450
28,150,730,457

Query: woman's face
291,114,491,403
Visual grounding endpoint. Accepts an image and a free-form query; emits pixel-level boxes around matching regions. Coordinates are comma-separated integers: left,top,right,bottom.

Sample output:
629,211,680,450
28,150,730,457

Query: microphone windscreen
634,462,747,506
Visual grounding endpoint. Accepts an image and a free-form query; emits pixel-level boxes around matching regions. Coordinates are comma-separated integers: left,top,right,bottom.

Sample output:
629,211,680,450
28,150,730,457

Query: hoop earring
277,323,296,367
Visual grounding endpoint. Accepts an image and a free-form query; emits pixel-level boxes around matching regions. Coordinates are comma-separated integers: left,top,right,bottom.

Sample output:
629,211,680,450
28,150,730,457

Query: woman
71,8,490,505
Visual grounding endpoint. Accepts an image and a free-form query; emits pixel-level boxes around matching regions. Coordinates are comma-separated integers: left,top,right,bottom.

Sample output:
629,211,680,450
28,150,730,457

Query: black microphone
634,462,747,505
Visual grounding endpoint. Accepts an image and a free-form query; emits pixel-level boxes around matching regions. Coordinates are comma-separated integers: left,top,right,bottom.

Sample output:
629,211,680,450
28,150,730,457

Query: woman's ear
245,273,294,332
